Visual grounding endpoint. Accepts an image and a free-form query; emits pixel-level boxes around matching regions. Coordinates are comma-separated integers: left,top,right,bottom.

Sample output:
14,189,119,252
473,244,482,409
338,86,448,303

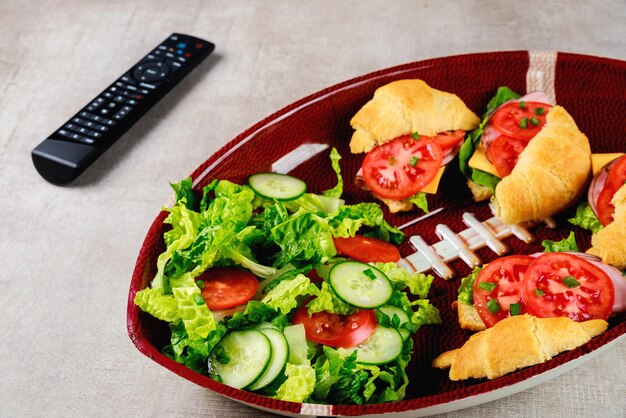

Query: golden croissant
432,314,607,381
493,106,591,224
349,79,479,154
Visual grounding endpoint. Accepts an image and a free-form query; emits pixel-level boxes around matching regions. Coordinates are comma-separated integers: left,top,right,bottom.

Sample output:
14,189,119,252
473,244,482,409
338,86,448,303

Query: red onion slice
530,252,626,314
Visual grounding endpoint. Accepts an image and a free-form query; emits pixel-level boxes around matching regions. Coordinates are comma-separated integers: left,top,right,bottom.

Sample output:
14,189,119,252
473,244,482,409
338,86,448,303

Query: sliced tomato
433,129,465,154
362,135,443,200
487,135,528,177
198,267,259,310
596,155,626,226
333,235,401,263
473,255,534,327
521,253,614,321
491,101,551,141
291,306,377,348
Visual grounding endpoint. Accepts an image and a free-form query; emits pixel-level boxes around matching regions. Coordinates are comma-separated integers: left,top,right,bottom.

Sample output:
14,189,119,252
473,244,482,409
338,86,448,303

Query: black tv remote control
32,33,215,185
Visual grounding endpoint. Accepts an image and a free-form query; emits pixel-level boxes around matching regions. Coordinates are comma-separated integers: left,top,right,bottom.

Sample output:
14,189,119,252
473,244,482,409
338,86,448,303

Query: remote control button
103,92,113,99
176,42,187,49
125,84,137,91
132,61,170,83
114,95,125,103
170,35,179,41
165,52,175,59
126,99,137,106
139,82,156,90
100,109,110,115
158,45,167,50
120,75,136,85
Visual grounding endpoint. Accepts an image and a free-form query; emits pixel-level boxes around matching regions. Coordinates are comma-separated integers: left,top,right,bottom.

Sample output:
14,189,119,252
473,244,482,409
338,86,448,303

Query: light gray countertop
1,1,625,416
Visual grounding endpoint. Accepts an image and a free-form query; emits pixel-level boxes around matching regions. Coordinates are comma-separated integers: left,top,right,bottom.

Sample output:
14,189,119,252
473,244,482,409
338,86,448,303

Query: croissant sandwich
432,314,607,381
459,87,592,224
349,79,480,213
587,154,626,269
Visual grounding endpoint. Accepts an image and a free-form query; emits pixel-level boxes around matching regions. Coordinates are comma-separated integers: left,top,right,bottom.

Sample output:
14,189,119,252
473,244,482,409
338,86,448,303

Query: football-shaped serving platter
127,51,626,417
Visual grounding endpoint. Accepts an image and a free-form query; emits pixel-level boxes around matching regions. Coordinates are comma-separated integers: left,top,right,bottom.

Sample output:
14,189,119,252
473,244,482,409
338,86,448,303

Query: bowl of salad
127,51,626,417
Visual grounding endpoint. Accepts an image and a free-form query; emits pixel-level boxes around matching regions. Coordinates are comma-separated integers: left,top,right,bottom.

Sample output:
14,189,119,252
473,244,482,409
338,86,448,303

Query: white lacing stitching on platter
398,205,555,279
527,51,557,103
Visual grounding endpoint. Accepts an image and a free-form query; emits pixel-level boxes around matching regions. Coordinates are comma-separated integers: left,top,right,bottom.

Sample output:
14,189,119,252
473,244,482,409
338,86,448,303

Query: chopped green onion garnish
519,101,526,109
388,156,397,166
535,288,545,297
530,116,540,126
409,156,420,167
196,280,205,289
487,298,501,314
411,131,420,140
519,117,528,129
509,303,521,316
562,275,581,288
535,107,545,115
194,294,206,306
363,268,377,281
478,281,497,291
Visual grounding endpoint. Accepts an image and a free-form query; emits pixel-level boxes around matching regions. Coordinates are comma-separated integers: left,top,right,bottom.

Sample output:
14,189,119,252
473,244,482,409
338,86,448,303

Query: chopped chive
562,275,581,288
196,280,205,289
509,303,521,316
519,117,528,129
519,101,526,109
388,156,397,166
535,288,545,297
194,294,206,306
487,298,501,314
478,281,497,291
530,116,540,126
409,156,420,167
535,107,545,115
411,131,420,140
363,268,377,281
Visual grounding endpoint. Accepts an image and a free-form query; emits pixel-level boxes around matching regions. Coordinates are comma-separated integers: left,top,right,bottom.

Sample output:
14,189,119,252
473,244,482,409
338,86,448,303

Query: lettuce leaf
458,266,482,306
270,210,337,268
322,147,344,198
568,202,603,233
306,281,355,316
542,231,579,253
328,203,405,244
274,363,316,402
459,86,520,190
373,262,434,298
261,274,319,315
408,192,429,214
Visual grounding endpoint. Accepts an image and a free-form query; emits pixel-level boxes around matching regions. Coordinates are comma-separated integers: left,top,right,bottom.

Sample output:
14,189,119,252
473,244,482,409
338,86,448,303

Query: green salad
135,148,441,405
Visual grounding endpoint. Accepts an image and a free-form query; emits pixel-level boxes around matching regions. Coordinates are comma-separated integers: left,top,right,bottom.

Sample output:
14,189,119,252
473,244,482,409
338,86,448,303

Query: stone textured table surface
1,1,624,417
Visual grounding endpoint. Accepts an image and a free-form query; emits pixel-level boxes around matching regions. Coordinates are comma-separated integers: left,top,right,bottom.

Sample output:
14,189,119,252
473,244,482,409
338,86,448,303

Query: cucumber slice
399,328,411,341
328,261,393,309
248,328,290,391
248,172,306,201
351,325,403,365
209,330,271,389
378,305,410,327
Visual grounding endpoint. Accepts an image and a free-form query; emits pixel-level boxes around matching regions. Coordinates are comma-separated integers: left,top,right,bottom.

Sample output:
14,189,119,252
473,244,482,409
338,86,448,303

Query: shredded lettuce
459,86,521,190
568,202,603,233
542,231,579,253
457,266,482,306
328,203,405,244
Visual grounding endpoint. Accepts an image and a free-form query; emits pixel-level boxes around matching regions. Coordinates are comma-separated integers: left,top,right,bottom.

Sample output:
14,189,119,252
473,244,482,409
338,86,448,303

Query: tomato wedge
291,306,377,348
198,267,259,310
333,235,401,263
473,255,534,327
487,135,529,177
596,155,626,226
521,253,614,321
362,135,443,200
491,101,551,141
